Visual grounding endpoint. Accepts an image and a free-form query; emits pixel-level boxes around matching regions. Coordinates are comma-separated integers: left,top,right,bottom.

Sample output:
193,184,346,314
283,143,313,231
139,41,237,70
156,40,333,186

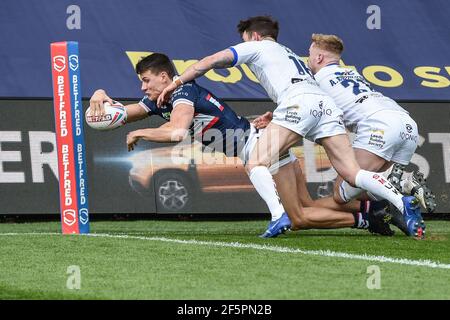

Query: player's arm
157,49,234,106
89,88,150,124
124,103,149,123
126,104,194,151
179,49,235,82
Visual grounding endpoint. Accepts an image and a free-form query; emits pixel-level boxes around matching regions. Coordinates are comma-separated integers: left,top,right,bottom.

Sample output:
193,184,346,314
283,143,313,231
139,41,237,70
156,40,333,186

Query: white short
271,92,346,142
352,110,418,165
238,124,296,172
238,124,260,165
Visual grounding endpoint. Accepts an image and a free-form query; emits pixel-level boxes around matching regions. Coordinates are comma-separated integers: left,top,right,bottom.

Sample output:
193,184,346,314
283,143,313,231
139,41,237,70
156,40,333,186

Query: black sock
352,210,369,229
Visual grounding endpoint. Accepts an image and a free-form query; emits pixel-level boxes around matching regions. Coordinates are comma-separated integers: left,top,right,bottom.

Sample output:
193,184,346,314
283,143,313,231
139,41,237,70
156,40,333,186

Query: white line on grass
1,232,450,270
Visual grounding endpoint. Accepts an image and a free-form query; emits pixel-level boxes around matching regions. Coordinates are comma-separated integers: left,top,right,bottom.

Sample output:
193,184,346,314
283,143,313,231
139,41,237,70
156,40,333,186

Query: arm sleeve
229,41,260,66
138,95,155,115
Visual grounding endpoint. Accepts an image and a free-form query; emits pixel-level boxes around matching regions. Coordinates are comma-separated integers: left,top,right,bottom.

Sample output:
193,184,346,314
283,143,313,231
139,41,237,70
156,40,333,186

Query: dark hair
135,53,176,78
237,16,279,40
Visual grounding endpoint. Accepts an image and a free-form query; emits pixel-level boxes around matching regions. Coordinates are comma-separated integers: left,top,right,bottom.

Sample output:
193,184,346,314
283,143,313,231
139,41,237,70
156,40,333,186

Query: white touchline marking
1,232,450,270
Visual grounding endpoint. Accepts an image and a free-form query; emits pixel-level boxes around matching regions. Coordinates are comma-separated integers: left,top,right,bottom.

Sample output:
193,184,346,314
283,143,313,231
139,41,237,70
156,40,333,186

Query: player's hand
253,111,273,129
127,131,140,152
89,89,114,117
157,82,177,107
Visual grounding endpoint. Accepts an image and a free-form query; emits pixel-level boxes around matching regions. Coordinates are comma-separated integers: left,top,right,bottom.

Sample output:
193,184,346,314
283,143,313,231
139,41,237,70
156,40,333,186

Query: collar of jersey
324,62,339,67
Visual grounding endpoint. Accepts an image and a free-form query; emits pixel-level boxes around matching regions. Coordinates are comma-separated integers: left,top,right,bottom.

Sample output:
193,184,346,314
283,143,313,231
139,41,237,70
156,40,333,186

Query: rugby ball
85,101,127,130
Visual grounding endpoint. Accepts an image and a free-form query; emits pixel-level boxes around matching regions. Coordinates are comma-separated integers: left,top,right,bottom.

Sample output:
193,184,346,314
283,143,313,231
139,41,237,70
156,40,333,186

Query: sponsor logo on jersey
400,123,417,142
406,123,413,133
310,101,333,118
284,105,302,123
400,131,417,142
369,128,386,148
161,112,171,120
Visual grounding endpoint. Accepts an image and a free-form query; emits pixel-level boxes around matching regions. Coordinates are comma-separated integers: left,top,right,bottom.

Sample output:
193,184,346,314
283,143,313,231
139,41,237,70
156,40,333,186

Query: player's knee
339,171,357,187
245,163,255,174
333,190,347,205
300,197,315,208
336,164,359,187
245,161,269,174
289,209,311,230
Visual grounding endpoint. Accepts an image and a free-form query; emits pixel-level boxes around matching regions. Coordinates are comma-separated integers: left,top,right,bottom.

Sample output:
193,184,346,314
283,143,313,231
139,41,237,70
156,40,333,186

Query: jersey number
336,72,374,95
288,56,313,77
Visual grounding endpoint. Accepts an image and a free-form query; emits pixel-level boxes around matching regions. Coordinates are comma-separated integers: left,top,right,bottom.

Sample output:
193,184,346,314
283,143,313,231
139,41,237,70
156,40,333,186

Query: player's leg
245,122,300,237
278,153,354,211
388,115,436,213
312,147,391,209
320,133,424,238
242,124,357,236
255,148,357,236
301,115,391,211
320,133,397,202
270,158,357,230
247,93,325,229
276,160,355,228
290,157,314,207
287,156,393,234
348,110,428,235
312,92,418,211
247,93,326,233
240,125,286,224
304,174,361,212
312,190,361,211
309,108,415,217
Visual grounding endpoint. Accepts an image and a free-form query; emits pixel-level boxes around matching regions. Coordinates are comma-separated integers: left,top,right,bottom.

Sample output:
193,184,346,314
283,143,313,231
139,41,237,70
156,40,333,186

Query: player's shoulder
170,81,199,106
178,80,198,91
231,40,267,53
325,64,345,72
172,81,197,96
335,65,361,75
141,94,156,107
318,64,353,78
139,95,159,114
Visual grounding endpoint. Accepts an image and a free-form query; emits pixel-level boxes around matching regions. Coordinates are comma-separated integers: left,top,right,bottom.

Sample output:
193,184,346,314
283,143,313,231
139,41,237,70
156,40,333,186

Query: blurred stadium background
0,0,449,300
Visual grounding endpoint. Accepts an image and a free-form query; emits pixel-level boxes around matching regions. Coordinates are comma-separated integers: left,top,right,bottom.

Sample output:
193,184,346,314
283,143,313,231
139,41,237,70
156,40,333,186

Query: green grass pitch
0,219,449,299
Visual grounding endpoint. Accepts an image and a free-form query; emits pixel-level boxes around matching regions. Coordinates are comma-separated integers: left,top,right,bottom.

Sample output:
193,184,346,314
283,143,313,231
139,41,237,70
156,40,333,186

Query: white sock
339,181,363,202
249,166,285,221
355,170,404,213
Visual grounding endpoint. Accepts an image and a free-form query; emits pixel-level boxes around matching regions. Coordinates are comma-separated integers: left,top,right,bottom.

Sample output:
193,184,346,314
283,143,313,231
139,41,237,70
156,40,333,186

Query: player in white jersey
254,33,436,236
157,16,425,239
306,34,434,230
